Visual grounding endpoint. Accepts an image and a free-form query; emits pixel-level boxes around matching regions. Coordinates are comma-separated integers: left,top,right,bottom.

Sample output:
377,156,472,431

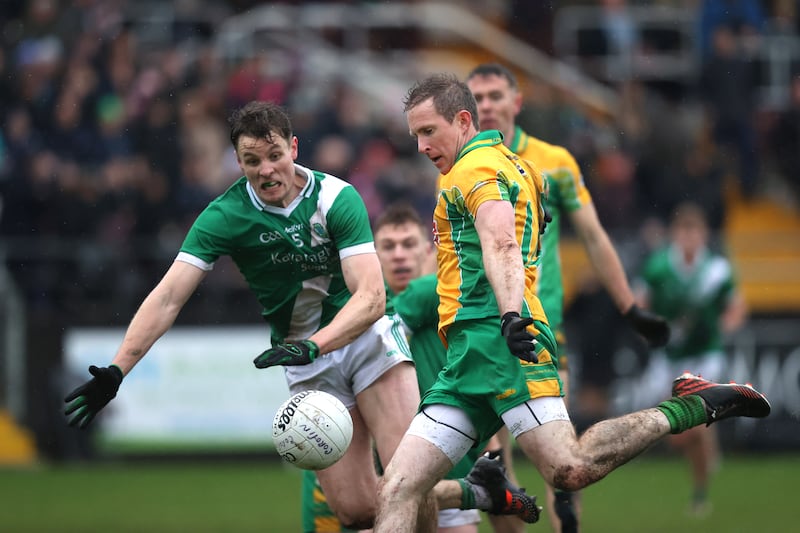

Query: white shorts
407,398,569,465
284,315,412,409
438,508,480,528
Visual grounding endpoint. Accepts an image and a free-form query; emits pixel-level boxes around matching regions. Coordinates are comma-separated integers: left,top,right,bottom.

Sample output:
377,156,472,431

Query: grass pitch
0,453,796,532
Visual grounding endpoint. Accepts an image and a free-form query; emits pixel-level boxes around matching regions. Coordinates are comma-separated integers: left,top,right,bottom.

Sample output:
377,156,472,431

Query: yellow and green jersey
434,130,548,344
510,126,591,333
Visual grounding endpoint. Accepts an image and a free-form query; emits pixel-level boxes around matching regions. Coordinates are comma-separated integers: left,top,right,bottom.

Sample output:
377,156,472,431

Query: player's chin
257,190,284,206
432,157,450,173
393,271,412,284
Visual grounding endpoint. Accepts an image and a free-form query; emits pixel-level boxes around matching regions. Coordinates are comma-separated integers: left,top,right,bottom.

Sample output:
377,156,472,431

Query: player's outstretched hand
254,340,319,369
501,312,539,363
64,364,123,429
625,304,670,348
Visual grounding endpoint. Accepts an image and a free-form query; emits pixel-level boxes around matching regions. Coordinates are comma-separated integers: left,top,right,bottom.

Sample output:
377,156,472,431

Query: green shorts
421,317,563,444
554,328,569,371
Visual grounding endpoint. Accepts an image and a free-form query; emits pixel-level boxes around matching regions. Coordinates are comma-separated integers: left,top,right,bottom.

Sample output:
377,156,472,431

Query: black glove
254,340,319,369
539,205,553,235
624,304,670,348
501,312,538,363
64,364,124,429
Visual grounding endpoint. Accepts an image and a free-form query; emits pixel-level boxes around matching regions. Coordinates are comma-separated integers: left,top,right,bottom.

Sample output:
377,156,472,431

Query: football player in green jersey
636,202,747,516
372,73,770,533
64,101,421,531
466,62,671,533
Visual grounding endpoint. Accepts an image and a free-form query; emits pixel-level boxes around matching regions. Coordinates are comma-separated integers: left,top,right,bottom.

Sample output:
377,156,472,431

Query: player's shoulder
475,143,533,177
300,164,348,193
449,145,509,184
406,273,437,293
522,135,577,166
707,253,733,276
217,175,249,197
312,167,348,188
301,164,362,209
644,246,672,272
525,134,560,152
203,176,250,212
464,142,509,164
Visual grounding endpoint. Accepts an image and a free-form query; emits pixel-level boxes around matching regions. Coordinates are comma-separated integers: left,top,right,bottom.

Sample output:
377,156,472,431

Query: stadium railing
213,2,620,118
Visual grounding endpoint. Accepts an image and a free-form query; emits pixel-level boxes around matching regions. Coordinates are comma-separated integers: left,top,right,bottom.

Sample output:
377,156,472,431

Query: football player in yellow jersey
372,73,770,533
466,63,672,533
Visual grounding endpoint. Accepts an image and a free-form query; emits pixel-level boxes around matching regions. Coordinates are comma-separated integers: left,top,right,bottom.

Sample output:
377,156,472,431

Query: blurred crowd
0,0,440,318
0,0,436,241
0,0,798,319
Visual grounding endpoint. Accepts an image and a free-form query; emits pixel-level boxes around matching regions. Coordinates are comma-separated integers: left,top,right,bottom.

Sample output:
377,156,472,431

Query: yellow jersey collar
456,129,504,164
508,125,529,154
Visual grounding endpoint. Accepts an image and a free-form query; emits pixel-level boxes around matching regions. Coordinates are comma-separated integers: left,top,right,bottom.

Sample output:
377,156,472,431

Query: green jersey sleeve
325,183,375,258
394,274,438,331
180,201,233,266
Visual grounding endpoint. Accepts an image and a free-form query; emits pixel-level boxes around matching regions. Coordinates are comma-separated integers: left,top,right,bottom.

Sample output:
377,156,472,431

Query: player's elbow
333,503,376,531
367,286,386,321
357,284,386,323
494,235,519,253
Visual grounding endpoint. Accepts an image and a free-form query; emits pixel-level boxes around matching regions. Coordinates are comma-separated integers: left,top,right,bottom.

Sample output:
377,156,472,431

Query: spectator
771,73,800,205
600,0,640,79
698,25,760,197
698,0,765,58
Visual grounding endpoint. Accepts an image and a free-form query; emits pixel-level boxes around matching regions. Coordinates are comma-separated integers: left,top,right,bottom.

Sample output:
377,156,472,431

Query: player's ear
513,90,523,114
456,109,473,129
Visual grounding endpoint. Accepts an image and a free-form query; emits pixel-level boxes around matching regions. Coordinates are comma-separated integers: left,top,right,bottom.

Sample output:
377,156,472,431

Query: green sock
657,396,707,433
458,479,476,510
693,487,708,505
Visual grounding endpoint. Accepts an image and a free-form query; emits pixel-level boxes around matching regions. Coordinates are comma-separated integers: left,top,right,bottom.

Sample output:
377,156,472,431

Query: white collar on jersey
245,164,315,215
668,243,710,278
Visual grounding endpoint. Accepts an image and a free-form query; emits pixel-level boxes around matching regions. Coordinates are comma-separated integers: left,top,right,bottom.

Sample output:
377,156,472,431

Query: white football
272,390,353,470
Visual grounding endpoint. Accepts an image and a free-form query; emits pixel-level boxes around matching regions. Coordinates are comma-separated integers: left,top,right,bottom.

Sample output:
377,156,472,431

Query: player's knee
338,515,374,531
377,469,419,506
551,463,593,492
325,488,376,530
334,504,376,531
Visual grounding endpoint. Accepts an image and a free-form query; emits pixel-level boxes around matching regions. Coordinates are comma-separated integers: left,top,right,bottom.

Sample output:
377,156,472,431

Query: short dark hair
671,201,708,231
373,203,427,235
228,101,293,149
466,63,519,89
403,73,479,129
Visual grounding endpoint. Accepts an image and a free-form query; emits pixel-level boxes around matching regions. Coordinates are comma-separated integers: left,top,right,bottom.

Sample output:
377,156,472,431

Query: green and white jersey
640,245,736,360
178,164,375,343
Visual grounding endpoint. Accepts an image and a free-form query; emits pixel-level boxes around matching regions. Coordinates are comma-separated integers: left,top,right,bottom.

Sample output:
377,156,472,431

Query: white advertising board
64,326,289,452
